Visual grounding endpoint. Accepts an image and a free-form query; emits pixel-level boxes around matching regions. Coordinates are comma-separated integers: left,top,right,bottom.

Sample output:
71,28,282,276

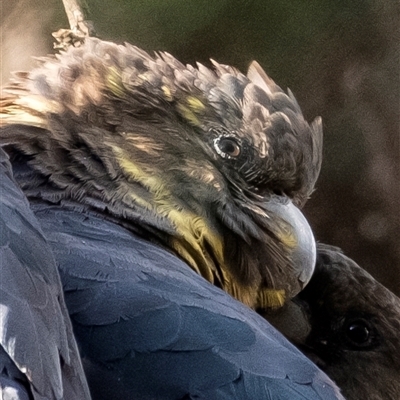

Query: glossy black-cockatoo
265,244,400,400
0,38,344,399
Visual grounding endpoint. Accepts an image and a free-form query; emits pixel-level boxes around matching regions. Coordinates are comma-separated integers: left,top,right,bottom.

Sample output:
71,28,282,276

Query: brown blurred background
1,0,399,294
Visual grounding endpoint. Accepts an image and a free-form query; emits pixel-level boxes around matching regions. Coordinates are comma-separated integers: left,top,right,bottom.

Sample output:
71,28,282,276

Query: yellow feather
110,145,226,282
258,288,286,309
275,226,298,250
161,85,173,101
106,67,125,98
176,103,201,126
109,146,286,310
223,279,259,308
186,96,205,112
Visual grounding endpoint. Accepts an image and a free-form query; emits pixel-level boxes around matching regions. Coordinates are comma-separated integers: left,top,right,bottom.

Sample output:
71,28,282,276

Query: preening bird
0,38,343,399
0,37,322,309
265,244,400,400
0,148,91,400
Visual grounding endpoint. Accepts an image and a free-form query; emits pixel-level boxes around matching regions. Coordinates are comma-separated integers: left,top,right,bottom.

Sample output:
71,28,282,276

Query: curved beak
260,197,317,300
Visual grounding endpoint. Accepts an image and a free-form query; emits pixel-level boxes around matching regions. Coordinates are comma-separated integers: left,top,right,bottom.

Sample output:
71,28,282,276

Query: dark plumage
1,38,322,309
265,244,400,400
0,145,344,399
0,148,91,400
0,38,341,398
33,203,343,399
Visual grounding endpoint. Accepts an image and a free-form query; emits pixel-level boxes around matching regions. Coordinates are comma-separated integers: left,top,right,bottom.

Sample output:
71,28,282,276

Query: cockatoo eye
214,136,241,159
342,317,379,350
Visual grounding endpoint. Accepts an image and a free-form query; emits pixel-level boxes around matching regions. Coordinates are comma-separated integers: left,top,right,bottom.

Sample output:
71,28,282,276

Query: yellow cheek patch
114,151,165,193
170,216,224,283
110,145,226,282
222,279,259,309
109,146,286,310
218,276,286,309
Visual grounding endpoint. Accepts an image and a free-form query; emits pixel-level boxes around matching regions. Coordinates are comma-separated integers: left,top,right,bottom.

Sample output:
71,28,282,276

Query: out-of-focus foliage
1,0,399,294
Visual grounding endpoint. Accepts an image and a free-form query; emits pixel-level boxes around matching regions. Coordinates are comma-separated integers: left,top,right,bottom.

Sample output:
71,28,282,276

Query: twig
53,0,95,50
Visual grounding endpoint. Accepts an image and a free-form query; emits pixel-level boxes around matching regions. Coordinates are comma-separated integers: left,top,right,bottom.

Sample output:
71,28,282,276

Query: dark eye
343,318,377,349
347,321,370,344
214,137,241,159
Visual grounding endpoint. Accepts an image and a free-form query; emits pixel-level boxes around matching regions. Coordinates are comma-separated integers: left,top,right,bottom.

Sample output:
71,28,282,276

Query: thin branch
53,0,95,50
61,0,91,35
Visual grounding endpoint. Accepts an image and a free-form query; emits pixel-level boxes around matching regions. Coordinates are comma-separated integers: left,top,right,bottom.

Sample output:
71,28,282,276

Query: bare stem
53,0,94,49
61,0,89,32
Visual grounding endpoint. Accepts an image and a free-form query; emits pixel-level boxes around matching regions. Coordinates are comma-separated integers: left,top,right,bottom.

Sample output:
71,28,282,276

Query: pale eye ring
213,136,241,159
